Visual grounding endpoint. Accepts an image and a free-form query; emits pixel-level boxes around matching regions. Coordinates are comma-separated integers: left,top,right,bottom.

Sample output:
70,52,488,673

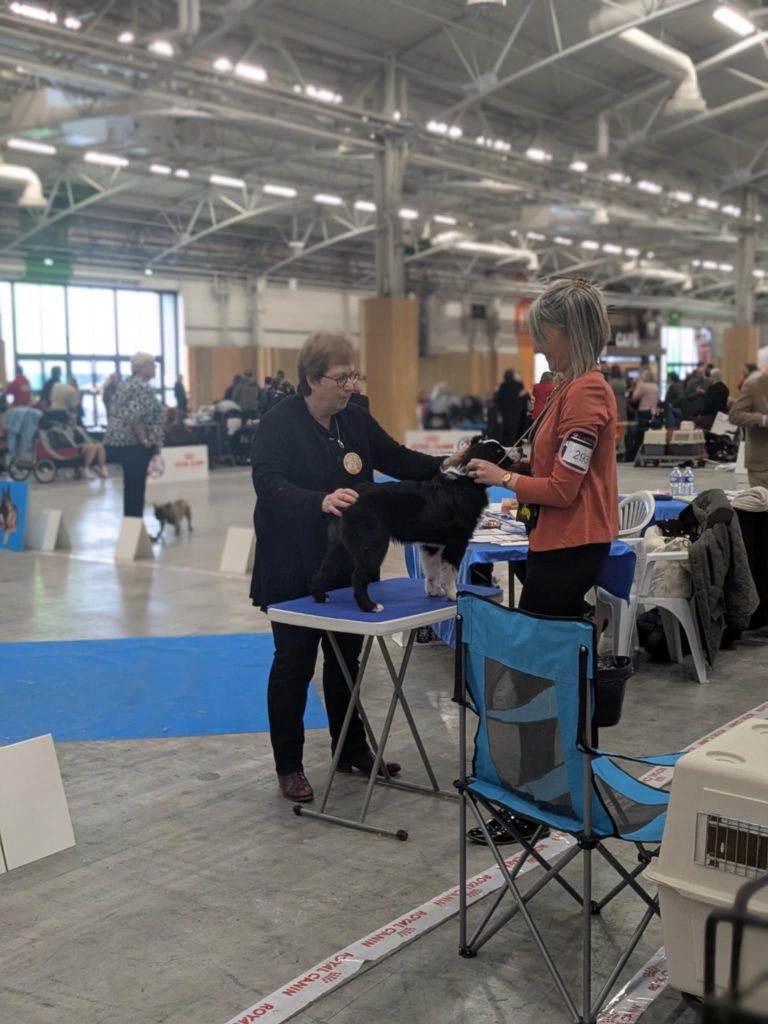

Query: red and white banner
405,430,476,457
146,445,209,486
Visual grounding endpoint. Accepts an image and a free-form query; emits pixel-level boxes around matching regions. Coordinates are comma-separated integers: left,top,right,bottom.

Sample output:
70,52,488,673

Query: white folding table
267,577,500,840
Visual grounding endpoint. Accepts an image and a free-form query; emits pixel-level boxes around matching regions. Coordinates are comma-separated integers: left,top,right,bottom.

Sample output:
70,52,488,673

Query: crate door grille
695,814,768,878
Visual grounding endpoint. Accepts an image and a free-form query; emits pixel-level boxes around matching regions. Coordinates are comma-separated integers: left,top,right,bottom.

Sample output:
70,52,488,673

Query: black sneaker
467,808,550,846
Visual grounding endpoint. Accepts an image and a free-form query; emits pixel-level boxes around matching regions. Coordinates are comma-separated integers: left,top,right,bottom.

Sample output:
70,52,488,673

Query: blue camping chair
455,592,682,1024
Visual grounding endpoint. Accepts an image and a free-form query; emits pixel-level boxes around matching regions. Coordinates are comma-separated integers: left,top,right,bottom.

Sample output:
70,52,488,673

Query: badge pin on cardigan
311,438,517,613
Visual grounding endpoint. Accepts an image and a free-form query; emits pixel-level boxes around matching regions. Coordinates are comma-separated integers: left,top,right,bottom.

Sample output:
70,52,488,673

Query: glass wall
0,281,179,427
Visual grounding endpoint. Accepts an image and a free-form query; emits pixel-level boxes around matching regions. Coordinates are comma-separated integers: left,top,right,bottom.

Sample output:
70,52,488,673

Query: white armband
557,428,598,475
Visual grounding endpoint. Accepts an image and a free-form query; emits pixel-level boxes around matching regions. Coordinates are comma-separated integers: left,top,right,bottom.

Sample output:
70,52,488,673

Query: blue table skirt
404,540,636,647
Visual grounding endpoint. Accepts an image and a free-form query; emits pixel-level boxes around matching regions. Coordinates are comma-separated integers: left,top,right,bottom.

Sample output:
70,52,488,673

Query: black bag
593,656,634,728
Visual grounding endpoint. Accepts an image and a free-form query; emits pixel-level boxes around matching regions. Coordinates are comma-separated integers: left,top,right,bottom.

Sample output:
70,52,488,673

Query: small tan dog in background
152,500,193,541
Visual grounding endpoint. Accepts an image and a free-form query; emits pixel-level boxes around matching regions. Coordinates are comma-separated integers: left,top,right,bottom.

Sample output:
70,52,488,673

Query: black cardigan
250,395,442,608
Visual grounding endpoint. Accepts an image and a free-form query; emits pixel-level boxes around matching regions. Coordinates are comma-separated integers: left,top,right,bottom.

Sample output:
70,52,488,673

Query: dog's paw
372,603,384,613
424,579,443,598
445,586,458,601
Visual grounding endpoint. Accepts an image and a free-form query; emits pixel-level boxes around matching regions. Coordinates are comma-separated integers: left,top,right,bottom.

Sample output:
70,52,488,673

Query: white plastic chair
636,550,708,684
618,490,656,537
596,537,646,658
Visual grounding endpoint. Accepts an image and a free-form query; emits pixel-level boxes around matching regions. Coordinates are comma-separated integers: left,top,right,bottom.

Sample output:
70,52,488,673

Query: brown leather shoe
277,771,314,802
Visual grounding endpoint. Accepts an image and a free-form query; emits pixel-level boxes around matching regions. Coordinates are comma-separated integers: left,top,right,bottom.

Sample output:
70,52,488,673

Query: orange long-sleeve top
514,369,619,552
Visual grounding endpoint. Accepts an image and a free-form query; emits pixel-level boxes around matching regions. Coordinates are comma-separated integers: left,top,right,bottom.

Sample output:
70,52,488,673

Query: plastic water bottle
683,464,695,497
669,466,682,498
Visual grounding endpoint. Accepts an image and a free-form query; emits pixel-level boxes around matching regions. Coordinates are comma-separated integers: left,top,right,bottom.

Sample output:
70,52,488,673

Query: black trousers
267,622,369,775
519,543,611,618
106,444,155,517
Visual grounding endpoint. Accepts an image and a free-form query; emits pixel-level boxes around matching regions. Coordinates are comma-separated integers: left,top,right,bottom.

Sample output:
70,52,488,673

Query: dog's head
444,437,517,480
153,503,170,523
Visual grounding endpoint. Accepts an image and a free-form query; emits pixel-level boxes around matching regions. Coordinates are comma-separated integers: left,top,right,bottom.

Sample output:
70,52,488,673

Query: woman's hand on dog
322,488,359,517
467,459,518,489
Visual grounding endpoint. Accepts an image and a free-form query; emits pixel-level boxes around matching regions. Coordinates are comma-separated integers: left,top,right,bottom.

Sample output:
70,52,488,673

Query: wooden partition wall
721,326,759,392
186,346,301,407
361,297,418,442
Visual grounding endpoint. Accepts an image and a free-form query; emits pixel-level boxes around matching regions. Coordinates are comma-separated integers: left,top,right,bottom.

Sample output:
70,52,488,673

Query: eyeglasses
322,372,360,388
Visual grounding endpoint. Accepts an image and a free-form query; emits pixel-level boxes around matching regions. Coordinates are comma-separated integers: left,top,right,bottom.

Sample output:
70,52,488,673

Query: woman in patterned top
104,352,165,517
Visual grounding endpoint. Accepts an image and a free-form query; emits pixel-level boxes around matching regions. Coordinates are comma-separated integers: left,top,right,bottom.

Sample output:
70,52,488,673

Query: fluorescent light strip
314,193,343,206
697,196,719,210
526,231,546,241
118,30,135,44
399,208,419,220
213,57,233,73
150,164,172,176
637,180,662,194
719,262,734,272
721,204,741,217
148,40,174,58
264,183,298,198
9,3,56,24
553,236,573,246
85,151,129,168
234,62,268,83
64,15,81,29
174,168,190,179
603,243,623,254
703,260,718,270
671,190,693,203
7,137,57,155
580,240,600,250
210,173,245,189
624,247,641,258
526,147,552,162
713,4,755,37
608,171,631,184
354,199,377,212
433,214,457,225
570,160,588,172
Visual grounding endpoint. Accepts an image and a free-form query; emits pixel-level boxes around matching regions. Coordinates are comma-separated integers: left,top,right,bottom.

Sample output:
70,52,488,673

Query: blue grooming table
268,578,500,840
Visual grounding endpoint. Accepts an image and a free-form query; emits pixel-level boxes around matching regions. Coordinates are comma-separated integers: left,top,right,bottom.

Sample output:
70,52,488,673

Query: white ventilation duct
0,163,46,206
589,2,706,116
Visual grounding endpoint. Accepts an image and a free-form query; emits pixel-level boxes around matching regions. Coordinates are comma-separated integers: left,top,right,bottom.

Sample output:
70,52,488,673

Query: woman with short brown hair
251,331,450,803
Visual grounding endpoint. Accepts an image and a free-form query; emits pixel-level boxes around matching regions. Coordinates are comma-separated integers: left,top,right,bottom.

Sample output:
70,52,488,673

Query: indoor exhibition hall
1,2,768,1024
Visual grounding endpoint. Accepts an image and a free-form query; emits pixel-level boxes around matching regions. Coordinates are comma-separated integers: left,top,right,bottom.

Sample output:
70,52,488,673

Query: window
2,281,179,427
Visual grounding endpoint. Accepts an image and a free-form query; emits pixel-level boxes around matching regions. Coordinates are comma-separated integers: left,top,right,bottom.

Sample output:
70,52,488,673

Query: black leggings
106,444,155,518
267,622,369,775
519,543,611,618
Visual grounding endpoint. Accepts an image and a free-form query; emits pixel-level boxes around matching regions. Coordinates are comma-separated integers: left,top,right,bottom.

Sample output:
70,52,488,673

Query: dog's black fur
311,438,514,613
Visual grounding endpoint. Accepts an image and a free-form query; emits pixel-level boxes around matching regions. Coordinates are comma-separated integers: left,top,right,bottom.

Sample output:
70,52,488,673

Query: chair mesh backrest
458,594,613,833
618,491,655,537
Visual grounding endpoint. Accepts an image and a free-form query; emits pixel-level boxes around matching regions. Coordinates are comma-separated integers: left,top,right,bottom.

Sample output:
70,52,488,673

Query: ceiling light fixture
9,3,56,24
210,173,246,189
526,231,546,241
354,199,377,212
645,251,655,259
433,214,457,225
719,262,734,272
234,62,268,83
526,147,552,162
721,204,741,217
713,4,755,37
174,168,190,179
7,138,57,155
84,151,129,168
150,164,172,175
298,84,343,104
553,236,573,246
43,257,54,266
696,196,719,210
608,171,631,185
118,30,135,44
624,247,641,257
64,15,81,29
427,120,448,135
753,269,765,279
569,160,588,172
213,57,233,73
692,259,702,267
399,208,419,220
603,243,623,254
148,40,174,58
314,193,343,206
671,190,693,203
144,267,154,276
264,183,298,198
580,240,600,250
637,179,662,194
703,259,718,269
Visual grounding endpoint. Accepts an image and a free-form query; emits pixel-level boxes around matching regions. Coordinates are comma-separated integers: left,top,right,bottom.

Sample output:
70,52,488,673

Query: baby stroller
8,421,84,483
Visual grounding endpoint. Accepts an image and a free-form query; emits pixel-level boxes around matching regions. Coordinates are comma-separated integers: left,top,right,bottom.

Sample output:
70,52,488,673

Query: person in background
425,382,452,429
630,369,660,428
683,363,711,418
531,370,556,420
728,351,768,487
49,375,81,423
607,366,627,423
737,363,758,392
103,372,120,420
494,369,528,445
224,374,242,402
664,371,685,428
699,367,729,427
250,331,461,804
174,374,188,418
67,422,109,479
41,365,62,407
6,364,31,406
104,352,165,518
234,369,262,416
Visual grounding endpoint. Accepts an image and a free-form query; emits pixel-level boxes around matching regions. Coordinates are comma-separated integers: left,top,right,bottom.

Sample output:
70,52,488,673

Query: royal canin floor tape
225,700,768,1024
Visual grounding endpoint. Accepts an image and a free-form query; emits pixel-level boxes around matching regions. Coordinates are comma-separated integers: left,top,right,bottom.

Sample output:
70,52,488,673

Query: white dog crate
647,719,768,1010
669,428,705,457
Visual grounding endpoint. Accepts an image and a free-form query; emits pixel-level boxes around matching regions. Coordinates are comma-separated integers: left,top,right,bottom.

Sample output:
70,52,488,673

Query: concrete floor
0,462,765,1024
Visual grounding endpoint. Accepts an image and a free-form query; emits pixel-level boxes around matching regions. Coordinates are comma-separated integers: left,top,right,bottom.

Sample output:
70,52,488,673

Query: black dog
311,439,515,613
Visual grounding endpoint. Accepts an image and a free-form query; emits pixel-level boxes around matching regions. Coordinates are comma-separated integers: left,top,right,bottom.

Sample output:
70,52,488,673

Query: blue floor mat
0,633,328,743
